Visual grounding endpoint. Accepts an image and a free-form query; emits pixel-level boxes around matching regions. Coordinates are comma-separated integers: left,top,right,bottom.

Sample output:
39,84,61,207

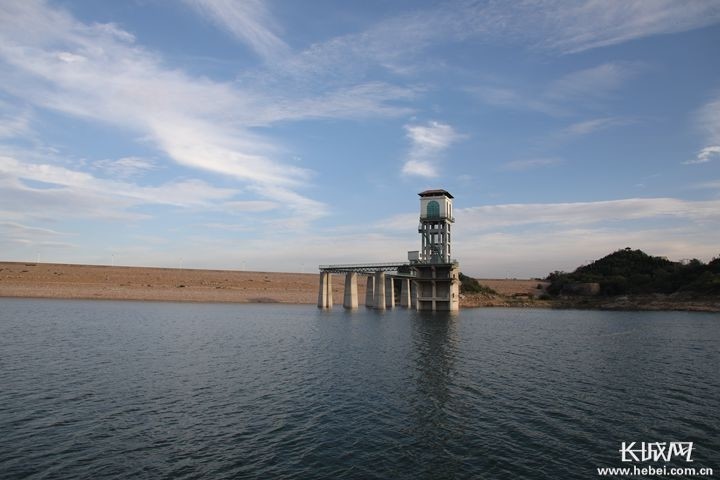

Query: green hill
546,248,720,296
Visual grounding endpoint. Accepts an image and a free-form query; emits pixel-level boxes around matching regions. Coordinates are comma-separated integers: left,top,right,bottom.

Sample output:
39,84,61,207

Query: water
1,299,718,479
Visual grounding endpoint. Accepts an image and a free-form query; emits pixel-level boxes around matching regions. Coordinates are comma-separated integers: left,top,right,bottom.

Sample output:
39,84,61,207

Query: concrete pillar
365,275,374,308
385,277,395,308
400,278,411,307
411,281,417,309
317,272,328,308
374,271,386,310
343,272,358,309
326,273,333,308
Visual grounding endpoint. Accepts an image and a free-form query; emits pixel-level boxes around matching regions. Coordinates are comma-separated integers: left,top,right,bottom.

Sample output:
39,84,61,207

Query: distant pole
111,254,115,267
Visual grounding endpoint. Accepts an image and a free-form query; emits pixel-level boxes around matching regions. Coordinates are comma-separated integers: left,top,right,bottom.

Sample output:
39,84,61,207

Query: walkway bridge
317,262,416,310
319,262,411,274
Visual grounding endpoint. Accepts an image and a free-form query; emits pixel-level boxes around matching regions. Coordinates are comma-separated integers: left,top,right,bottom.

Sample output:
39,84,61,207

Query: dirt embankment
0,262,323,304
0,262,541,306
2,262,717,311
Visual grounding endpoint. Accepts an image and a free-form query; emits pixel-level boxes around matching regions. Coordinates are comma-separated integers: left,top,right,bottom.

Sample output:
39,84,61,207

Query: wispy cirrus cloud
0,1,311,204
0,154,244,223
0,108,32,139
0,0,418,221
458,197,720,232
523,0,720,54
472,62,642,116
0,221,68,240
0,0,429,222
545,62,641,103
561,117,632,136
92,156,158,179
183,0,288,61
699,94,720,141
401,121,463,178
375,197,720,233
267,0,720,86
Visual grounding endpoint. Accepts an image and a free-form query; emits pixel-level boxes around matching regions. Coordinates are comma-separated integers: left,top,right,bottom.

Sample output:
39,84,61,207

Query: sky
1,0,719,278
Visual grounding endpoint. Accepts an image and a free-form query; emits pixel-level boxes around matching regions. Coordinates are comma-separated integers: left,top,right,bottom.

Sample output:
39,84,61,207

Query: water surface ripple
1,299,718,479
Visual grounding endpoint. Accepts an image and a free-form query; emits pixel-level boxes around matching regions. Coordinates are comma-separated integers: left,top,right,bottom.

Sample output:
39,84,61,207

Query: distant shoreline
0,261,540,307
1,261,717,312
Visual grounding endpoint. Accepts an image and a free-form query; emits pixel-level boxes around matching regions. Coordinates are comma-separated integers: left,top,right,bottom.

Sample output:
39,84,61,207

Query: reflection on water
0,299,718,479
408,312,462,476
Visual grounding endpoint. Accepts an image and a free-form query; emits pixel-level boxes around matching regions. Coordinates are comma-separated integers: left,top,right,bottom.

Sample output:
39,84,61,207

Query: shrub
459,273,498,295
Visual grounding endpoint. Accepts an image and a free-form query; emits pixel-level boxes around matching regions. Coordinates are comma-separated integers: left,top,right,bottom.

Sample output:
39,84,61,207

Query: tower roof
418,189,453,199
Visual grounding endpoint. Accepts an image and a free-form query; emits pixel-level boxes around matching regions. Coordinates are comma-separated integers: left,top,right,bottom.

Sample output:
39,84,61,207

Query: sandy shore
0,261,542,306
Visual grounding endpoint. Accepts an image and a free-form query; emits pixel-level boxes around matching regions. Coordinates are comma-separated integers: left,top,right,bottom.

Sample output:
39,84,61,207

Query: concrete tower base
413,263,459,312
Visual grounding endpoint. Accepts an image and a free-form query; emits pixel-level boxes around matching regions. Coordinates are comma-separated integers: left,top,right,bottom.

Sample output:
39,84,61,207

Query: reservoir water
1,298,718,479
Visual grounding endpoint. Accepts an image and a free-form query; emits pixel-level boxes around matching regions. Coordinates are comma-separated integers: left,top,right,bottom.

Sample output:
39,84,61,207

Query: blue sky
1,0,719,277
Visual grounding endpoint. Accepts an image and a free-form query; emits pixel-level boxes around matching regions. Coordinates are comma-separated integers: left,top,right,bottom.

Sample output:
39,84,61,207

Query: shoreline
1,261,718,312
461,293,720,313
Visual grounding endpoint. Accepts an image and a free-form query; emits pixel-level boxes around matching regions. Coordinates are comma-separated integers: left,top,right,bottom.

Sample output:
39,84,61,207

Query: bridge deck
319,262,410,273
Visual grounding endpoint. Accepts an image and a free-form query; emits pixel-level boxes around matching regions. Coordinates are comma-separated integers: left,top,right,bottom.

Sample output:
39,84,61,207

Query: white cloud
183,0,288,61
401,121,463,178
684,146,720,165
402,160,438,178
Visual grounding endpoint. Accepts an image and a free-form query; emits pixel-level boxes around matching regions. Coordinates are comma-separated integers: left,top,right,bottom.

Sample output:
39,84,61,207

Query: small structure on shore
318,189,460,312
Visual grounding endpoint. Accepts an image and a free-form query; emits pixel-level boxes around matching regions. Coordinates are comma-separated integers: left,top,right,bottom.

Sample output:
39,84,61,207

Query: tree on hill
546,248,720,296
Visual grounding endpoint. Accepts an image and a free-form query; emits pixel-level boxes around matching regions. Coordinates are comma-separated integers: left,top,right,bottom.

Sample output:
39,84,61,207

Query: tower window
427,200,440,218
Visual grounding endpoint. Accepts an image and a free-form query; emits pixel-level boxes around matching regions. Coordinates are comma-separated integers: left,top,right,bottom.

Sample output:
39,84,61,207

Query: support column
365,275,374,308
317,272,328,308
326,273,333,308
343,272,358,309
385,277,395,308
411,281,417,309
374,271,386,310
400,278,411,307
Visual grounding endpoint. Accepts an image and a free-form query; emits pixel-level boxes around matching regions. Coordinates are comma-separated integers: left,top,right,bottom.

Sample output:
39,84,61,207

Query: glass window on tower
427,200,439,218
